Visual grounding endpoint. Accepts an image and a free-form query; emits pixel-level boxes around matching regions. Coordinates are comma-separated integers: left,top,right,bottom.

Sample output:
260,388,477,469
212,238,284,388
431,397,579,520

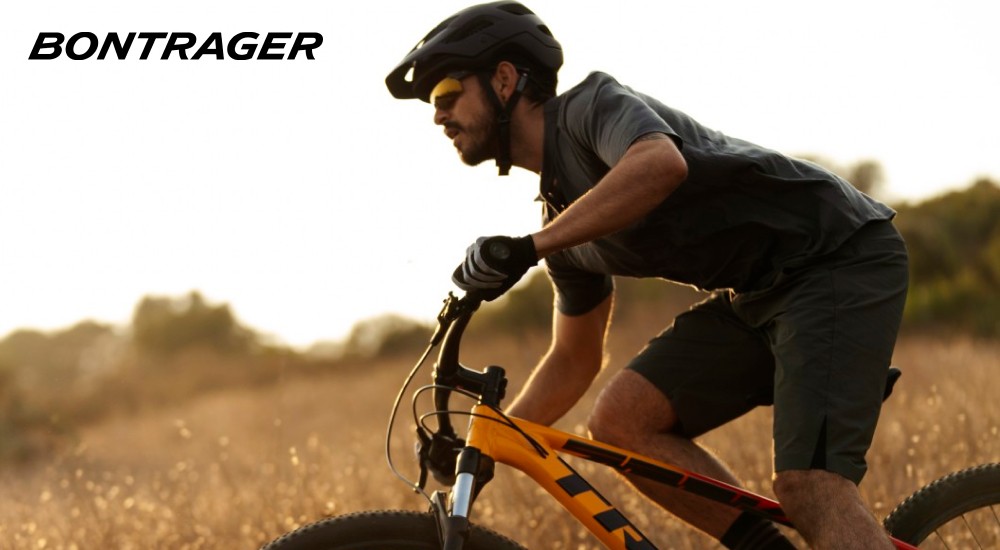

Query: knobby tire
884,463,1000,547
260,509,526,550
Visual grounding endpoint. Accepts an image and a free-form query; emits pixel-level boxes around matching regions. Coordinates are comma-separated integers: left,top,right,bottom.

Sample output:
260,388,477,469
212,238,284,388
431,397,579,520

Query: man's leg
773,470,892,549
589,292,794,547
737,220,910,549
589,370,740,538
590,370,794,548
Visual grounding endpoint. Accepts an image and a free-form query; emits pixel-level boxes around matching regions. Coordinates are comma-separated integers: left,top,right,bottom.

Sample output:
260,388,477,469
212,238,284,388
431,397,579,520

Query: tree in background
339,313,432,359
0,321,117,460
894,178,1000,336
131,291,256,355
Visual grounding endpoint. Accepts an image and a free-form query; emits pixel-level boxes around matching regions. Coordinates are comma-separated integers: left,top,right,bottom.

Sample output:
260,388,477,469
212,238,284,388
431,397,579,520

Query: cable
384,341,436,503
413,385,550,458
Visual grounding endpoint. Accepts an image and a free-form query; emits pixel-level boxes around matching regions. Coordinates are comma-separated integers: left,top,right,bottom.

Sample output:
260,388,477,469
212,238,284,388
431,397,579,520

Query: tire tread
883,463,1000,544
261,509,526,550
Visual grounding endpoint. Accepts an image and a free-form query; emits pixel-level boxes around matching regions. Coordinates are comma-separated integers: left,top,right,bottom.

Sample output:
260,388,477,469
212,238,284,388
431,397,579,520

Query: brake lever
415,426,465,487
415,427,431,490
430,292,483,346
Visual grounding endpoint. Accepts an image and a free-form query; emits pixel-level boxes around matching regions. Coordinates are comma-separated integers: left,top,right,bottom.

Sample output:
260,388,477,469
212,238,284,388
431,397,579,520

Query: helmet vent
497,3,535,16
537,24,553,38
445,18,495,44
422,16,457,47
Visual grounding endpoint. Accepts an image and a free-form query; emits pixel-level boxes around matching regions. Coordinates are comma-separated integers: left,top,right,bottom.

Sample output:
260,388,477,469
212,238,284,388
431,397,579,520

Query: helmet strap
478,70,529,176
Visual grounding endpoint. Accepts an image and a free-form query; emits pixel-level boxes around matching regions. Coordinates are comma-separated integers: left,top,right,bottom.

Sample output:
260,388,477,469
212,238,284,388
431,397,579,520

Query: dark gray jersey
541,72,895,314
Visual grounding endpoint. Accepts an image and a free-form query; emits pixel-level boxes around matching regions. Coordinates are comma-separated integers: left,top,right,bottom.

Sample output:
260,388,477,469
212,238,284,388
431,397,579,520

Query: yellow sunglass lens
430,77,464,106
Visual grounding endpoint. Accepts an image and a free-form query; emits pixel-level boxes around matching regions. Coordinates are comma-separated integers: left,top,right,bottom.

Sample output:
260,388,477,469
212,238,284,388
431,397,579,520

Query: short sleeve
546,252,614,316
562,72,681,167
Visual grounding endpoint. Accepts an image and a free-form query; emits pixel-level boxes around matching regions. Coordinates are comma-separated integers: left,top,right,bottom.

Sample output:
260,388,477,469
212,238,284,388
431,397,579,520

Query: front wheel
884,463,1000,547
261,509,526,550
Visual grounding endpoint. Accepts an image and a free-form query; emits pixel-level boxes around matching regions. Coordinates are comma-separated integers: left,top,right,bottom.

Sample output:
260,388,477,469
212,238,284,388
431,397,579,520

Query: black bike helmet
385,1,563,103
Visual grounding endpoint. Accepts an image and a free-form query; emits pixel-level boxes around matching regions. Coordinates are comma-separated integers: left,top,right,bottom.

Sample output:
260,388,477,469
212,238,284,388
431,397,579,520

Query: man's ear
492,61,520,103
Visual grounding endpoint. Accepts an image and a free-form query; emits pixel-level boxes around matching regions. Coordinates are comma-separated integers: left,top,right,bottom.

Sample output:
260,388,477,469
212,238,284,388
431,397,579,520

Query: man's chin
458,149,493,168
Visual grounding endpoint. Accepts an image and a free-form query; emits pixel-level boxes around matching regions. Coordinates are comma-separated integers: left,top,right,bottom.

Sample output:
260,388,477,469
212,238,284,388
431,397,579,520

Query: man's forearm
532,136,686,258
505,348,603,426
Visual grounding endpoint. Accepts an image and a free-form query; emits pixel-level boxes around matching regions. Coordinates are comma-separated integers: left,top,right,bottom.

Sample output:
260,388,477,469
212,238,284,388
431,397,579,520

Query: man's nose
434,107,448,126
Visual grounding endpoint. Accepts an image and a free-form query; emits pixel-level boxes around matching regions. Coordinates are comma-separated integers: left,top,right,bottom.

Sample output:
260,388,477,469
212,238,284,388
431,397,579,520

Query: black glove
452,235,538,301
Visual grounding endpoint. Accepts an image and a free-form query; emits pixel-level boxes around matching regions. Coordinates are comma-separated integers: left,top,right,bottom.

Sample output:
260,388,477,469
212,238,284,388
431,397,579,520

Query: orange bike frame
462,404,918,550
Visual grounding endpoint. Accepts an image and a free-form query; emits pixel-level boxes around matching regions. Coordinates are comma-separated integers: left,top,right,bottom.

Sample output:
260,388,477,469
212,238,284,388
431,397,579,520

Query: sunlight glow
2,0,998,348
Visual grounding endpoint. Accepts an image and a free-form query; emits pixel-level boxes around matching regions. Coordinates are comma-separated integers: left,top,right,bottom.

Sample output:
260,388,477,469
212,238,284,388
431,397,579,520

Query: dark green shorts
627,221,909,484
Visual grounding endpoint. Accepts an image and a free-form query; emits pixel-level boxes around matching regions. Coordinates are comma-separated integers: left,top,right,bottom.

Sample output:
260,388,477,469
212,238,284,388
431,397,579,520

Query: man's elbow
628,135,688,193
665,152,688,188
657,138,688,187
648,141,687,196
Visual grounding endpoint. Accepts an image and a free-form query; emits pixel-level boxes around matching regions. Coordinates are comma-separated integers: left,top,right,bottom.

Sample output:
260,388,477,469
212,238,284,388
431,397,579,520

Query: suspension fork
433,446,496,550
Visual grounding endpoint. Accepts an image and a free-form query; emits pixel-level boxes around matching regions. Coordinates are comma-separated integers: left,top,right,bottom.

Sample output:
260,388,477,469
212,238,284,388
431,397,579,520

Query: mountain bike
262,291,1000,549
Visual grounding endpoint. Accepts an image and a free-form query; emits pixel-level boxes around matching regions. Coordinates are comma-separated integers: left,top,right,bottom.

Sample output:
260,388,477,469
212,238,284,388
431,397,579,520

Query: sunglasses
430,71,474,109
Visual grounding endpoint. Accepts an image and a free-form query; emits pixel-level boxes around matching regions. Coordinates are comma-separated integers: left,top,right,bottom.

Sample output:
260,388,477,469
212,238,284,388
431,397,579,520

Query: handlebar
432,293,477,437
396,290,513,490
432,234,516,369
430,291,508,438
396,291,501,488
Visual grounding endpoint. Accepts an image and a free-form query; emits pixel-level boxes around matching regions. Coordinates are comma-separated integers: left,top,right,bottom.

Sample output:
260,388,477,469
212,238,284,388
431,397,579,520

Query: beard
449,105,499,167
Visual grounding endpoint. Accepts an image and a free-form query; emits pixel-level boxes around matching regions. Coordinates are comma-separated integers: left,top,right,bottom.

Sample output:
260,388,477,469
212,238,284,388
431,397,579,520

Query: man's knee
773,469,891,548
587,370,678,447
586,402,629,447
772,470,808,505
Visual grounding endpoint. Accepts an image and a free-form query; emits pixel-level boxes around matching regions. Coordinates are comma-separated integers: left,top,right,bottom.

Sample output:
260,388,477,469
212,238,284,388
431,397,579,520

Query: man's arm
532,134,686,258
505,293,613,426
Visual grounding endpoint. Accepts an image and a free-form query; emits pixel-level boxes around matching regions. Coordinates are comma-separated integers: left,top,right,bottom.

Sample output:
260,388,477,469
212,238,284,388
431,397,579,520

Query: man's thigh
626,291,776,437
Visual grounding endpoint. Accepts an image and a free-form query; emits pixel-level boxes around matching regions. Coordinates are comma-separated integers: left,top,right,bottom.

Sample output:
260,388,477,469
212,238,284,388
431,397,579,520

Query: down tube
466,409,655,548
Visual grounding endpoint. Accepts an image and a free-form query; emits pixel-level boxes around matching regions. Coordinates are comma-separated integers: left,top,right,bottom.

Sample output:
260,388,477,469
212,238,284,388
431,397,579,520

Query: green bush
895,178,1000,336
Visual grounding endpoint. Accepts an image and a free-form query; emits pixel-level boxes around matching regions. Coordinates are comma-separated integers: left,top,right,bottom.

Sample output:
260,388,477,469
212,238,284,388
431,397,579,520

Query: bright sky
2,1,998,348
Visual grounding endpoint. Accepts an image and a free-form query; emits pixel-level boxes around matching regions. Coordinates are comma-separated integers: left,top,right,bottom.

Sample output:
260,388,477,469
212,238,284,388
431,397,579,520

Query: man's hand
452,235,538,301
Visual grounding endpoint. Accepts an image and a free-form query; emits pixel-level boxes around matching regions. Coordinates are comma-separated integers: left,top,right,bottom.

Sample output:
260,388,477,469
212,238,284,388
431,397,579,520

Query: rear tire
884,463,1000,547
261,509,526,550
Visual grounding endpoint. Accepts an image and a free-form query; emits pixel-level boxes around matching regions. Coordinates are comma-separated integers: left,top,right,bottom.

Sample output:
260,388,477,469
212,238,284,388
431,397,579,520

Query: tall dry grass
0,310,997,549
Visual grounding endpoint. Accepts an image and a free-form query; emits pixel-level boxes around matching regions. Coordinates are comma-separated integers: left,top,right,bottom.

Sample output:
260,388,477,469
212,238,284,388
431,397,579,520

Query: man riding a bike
386,3,909,549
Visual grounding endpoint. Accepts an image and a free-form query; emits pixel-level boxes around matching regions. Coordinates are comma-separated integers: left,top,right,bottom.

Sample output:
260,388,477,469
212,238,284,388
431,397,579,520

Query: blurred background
1,1,997,548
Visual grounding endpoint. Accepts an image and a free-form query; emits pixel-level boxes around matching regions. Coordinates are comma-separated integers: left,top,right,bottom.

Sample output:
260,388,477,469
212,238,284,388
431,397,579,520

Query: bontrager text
29,32,324,60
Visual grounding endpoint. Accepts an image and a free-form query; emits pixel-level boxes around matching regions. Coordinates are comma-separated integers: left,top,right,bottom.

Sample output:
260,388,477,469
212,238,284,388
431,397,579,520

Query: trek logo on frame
29,32,324,60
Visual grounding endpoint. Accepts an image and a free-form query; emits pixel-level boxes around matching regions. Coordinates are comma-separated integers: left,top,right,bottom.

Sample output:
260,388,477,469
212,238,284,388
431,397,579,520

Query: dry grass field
1,307,997,549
